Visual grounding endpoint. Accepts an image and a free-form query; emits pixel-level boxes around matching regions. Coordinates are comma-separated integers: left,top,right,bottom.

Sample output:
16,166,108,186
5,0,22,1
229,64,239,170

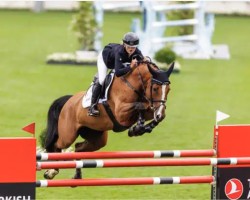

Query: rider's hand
130,59,138,70
144,56,151,62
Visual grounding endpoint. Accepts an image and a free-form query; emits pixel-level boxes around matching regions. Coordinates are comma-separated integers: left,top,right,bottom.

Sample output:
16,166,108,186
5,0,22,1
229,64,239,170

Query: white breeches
97,51,108,86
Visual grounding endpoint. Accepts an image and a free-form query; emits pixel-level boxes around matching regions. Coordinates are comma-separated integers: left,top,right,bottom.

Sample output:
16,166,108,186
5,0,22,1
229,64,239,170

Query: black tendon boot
88,82,102,117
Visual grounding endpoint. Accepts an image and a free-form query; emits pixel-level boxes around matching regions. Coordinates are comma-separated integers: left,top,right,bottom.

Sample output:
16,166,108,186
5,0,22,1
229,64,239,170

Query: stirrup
88,106,100,117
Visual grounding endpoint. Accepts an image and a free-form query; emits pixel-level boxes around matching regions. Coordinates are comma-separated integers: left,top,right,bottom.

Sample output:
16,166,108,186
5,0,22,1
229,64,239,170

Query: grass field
0,9,250,199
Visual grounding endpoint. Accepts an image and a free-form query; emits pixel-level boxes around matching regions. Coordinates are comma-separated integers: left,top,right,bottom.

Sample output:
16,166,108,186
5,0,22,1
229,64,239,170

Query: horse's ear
147,64,157,76
166,62,175,77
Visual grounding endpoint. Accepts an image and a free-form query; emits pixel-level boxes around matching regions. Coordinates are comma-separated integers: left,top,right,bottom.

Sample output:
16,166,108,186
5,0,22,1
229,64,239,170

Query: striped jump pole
36,149,216,161
36,175,215,187
36,157,250,170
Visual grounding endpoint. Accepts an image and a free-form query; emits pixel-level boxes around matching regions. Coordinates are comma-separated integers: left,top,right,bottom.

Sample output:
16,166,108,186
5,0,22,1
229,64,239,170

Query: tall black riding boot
88,82,102,117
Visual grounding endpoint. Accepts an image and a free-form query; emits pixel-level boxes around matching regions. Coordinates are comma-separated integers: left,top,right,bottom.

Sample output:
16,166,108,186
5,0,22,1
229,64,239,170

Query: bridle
121,61,170,110
149,79,170,109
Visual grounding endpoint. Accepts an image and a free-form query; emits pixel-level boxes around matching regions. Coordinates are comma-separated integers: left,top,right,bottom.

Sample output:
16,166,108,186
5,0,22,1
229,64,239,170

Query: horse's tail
44,95,72,152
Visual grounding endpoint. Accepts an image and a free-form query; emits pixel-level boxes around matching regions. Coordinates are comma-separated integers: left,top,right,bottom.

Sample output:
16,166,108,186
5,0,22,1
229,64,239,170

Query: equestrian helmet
123,32,139,47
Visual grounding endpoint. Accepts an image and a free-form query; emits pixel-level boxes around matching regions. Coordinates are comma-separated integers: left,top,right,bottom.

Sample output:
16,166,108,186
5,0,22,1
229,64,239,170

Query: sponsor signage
217,165,250,199
0,138,36,199
213,125,250,199
225,178,243,199
0,183,35,199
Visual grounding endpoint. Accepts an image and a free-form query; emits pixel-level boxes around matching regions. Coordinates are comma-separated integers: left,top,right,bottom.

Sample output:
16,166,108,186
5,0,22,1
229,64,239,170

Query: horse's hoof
70,173,82,188
128,131,133,137
128,127,135,137
71,185,77,188
72,173,82,180
44,169,59,180
128,125,145,137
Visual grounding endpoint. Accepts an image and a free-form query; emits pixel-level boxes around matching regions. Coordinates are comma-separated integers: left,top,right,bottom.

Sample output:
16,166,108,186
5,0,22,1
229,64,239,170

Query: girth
102,101,130,132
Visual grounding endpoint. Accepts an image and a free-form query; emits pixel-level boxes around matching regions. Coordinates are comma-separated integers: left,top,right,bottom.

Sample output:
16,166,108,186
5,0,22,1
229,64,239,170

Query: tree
70,2,97,51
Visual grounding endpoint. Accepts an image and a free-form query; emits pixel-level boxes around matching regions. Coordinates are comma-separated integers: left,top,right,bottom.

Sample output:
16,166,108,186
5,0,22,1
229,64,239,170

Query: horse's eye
153,87,158,92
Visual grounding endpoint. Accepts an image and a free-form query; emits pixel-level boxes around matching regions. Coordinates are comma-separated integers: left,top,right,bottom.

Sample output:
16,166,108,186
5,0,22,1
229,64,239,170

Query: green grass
0,10,250,199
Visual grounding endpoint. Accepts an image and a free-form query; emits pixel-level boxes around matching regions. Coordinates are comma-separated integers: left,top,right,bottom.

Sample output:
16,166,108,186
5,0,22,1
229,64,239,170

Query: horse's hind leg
73,128,108,179
43,94,74,180
44,124,78,180
43,146,61,179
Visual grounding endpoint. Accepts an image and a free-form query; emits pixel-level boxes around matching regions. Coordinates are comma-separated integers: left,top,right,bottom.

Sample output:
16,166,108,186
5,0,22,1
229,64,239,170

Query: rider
88,32,144,117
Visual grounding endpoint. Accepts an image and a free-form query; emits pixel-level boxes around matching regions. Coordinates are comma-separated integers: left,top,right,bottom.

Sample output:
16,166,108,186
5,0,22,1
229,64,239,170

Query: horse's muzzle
154,104,166,122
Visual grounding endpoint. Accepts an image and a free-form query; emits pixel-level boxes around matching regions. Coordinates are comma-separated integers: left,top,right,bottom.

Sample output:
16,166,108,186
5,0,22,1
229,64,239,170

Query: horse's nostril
155,114,162,122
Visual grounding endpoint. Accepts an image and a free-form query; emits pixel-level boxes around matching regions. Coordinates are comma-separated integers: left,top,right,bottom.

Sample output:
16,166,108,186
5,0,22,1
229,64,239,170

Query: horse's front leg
128,111,145,137
128,119,159,137
143,120,159,133
128,102,148,137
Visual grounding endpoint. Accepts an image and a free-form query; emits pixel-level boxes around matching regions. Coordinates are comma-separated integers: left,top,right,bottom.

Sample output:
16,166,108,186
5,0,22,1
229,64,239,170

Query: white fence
130,1,216,59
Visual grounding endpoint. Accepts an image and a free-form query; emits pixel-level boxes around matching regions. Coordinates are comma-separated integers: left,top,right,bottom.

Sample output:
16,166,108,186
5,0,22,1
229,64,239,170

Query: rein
120,76,144,99
121,61,167,110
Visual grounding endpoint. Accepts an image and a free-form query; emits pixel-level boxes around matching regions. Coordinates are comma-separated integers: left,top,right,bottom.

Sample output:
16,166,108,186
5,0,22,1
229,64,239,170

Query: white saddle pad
82,71,115,108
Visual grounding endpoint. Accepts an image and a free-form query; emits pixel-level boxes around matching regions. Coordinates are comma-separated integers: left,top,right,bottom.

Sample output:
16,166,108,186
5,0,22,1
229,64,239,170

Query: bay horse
42,60,174,180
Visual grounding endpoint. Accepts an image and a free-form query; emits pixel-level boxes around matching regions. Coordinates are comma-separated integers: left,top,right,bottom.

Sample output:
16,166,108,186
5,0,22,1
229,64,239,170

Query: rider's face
124,44,137,56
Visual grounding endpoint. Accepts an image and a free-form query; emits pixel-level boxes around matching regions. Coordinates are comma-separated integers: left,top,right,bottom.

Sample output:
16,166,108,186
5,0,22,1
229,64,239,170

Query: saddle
82,70,115,108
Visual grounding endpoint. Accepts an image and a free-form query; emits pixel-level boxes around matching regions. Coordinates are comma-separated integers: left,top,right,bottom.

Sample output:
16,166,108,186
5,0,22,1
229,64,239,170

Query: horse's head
145,61,174,122
117,57,173,124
